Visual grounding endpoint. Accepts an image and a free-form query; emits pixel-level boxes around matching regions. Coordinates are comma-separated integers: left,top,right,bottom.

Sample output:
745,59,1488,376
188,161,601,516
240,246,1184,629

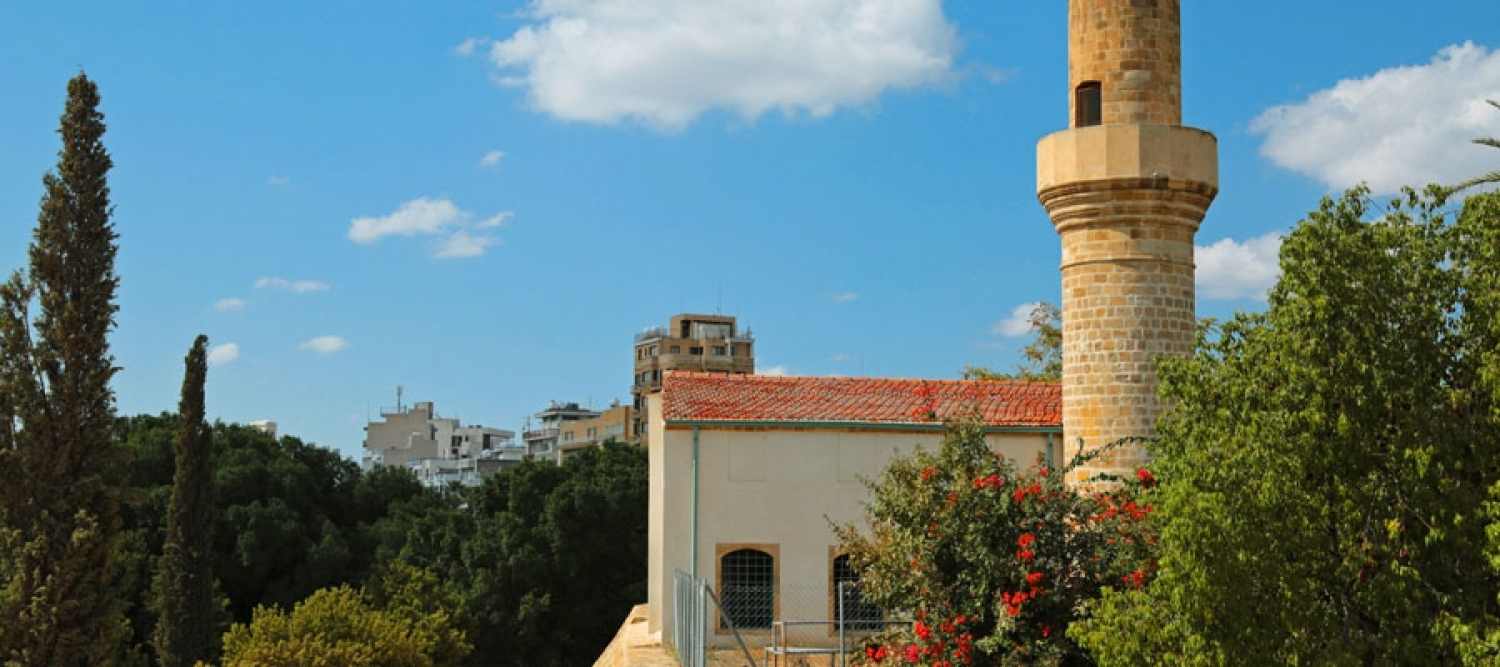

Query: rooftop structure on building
630,313,754,443
361,396,520,488
522,400,602,460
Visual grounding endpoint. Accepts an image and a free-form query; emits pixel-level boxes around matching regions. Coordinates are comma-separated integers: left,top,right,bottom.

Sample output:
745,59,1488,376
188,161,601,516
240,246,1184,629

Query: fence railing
673,573,910,666
675,570,756,667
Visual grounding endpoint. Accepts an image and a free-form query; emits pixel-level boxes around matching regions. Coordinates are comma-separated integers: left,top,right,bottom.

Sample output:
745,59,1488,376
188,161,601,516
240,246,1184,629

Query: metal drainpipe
691,425,700,581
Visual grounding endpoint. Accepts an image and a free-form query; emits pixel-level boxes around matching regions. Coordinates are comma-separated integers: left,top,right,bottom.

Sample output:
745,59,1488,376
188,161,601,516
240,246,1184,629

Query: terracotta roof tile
662,372,1061,428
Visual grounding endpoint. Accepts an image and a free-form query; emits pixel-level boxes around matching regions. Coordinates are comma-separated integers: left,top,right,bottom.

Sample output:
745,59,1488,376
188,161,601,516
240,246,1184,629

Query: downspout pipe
691,425,700,581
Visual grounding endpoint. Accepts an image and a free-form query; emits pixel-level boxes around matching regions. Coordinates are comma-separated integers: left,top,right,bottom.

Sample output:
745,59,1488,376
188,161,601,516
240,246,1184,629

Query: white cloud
299,336,350,354
991,302,1040,338
255,277,331,293
831,292,858,303
1196,232,1283,301
207,343,240,366
830,353,851,362
349,197,509,259
214,297,247,311
483,0,961,131
267,175,290,187
480,150,506,167
760,365,790,377
476,212,514,229
348,197,466,244
455,37,487,56
1251,42,1500,194
435,229,500,259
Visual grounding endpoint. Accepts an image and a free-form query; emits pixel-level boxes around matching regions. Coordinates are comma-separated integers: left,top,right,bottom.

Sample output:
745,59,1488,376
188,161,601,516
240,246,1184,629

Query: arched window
720,548,774,629
1075,81,1102,128
833,554,882,631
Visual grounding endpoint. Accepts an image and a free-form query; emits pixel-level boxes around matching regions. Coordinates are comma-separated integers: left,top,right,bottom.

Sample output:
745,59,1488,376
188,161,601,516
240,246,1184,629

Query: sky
2,1,1498,462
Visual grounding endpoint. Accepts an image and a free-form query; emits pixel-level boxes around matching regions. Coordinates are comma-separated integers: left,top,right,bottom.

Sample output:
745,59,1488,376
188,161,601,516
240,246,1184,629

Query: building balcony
634,326,669,343
523,427,560,442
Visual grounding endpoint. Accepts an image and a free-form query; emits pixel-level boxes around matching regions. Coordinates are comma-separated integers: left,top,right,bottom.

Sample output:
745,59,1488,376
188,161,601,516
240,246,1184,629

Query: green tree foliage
113,415,428,655
1452,99,1499,194
153,335,219,666
964,302,1062,382
220,562,470,667
0,72,130,665
384,442,649,667
836,417,1156,666
1074,188,1500,665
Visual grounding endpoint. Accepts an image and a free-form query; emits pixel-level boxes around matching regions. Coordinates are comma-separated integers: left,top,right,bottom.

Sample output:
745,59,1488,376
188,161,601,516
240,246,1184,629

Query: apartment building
630,314,754,443
522,400,602,460
361,399,521,487
557,402,635,462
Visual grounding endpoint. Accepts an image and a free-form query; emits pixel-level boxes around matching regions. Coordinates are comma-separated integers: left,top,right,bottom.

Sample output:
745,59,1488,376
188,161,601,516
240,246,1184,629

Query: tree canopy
220,562,470,667
1074,187,1500,665
0,71,129,665
384,441,649,667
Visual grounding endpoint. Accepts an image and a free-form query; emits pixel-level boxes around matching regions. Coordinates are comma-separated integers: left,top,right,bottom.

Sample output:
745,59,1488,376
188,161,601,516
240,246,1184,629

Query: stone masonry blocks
1068,0,1181,127
1040,179,1210,487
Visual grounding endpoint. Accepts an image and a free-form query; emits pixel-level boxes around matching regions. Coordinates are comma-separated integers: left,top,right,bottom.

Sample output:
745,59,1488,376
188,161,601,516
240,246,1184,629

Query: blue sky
2,1,1497,461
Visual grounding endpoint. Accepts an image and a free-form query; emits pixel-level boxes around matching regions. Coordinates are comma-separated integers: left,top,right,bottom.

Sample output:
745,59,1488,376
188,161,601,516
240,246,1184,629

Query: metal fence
675,569,757,667
673,572,909,667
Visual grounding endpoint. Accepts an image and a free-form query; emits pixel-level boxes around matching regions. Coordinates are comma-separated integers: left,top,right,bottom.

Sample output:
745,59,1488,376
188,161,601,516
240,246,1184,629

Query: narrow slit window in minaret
1075,81,1102,127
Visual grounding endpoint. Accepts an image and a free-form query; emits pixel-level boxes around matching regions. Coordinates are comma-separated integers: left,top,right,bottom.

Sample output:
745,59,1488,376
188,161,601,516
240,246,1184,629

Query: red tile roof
662,372,1061,428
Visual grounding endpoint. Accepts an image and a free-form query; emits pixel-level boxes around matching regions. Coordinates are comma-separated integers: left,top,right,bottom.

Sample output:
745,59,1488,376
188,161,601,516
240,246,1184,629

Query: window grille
833,555,883,631
720,549,774,629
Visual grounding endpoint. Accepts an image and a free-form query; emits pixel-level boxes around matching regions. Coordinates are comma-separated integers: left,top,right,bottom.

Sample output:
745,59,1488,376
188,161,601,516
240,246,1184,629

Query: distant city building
362,399,520,488
522,400,602,460
247,420,278,439
557,401,634,463
630,313,754,443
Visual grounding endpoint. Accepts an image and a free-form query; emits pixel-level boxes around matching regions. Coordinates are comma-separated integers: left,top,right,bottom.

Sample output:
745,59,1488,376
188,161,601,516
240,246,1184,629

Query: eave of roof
661,371,1061,429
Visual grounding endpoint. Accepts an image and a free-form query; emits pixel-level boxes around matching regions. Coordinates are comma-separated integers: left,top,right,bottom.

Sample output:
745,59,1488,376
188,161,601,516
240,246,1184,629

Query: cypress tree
153,335,217,666
0,72,128,664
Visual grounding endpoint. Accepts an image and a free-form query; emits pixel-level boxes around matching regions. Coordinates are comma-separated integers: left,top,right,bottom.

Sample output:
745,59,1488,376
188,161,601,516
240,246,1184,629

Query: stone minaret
1037,0,1218,486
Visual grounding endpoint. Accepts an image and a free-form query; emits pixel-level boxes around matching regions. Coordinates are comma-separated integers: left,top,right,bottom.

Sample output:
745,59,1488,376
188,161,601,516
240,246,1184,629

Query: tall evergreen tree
153,335,217,666
0,73,128,664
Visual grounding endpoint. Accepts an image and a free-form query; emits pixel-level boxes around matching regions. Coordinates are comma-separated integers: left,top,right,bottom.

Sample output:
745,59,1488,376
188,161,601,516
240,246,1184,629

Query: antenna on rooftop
717,283,723,315
396,386,404,412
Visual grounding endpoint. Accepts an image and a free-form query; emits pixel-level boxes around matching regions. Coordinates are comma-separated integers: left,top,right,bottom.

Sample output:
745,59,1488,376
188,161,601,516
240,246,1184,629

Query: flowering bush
835,415,1156,666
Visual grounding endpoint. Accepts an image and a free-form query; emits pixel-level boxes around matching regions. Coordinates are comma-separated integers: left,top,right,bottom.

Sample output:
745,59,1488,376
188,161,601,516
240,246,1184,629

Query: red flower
1026,571,1044,587
921,467,936,482
905,644,920,663
914,620,932,640
1017,533,1036,548
1121,568,1149,589
1137,467,1156,487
